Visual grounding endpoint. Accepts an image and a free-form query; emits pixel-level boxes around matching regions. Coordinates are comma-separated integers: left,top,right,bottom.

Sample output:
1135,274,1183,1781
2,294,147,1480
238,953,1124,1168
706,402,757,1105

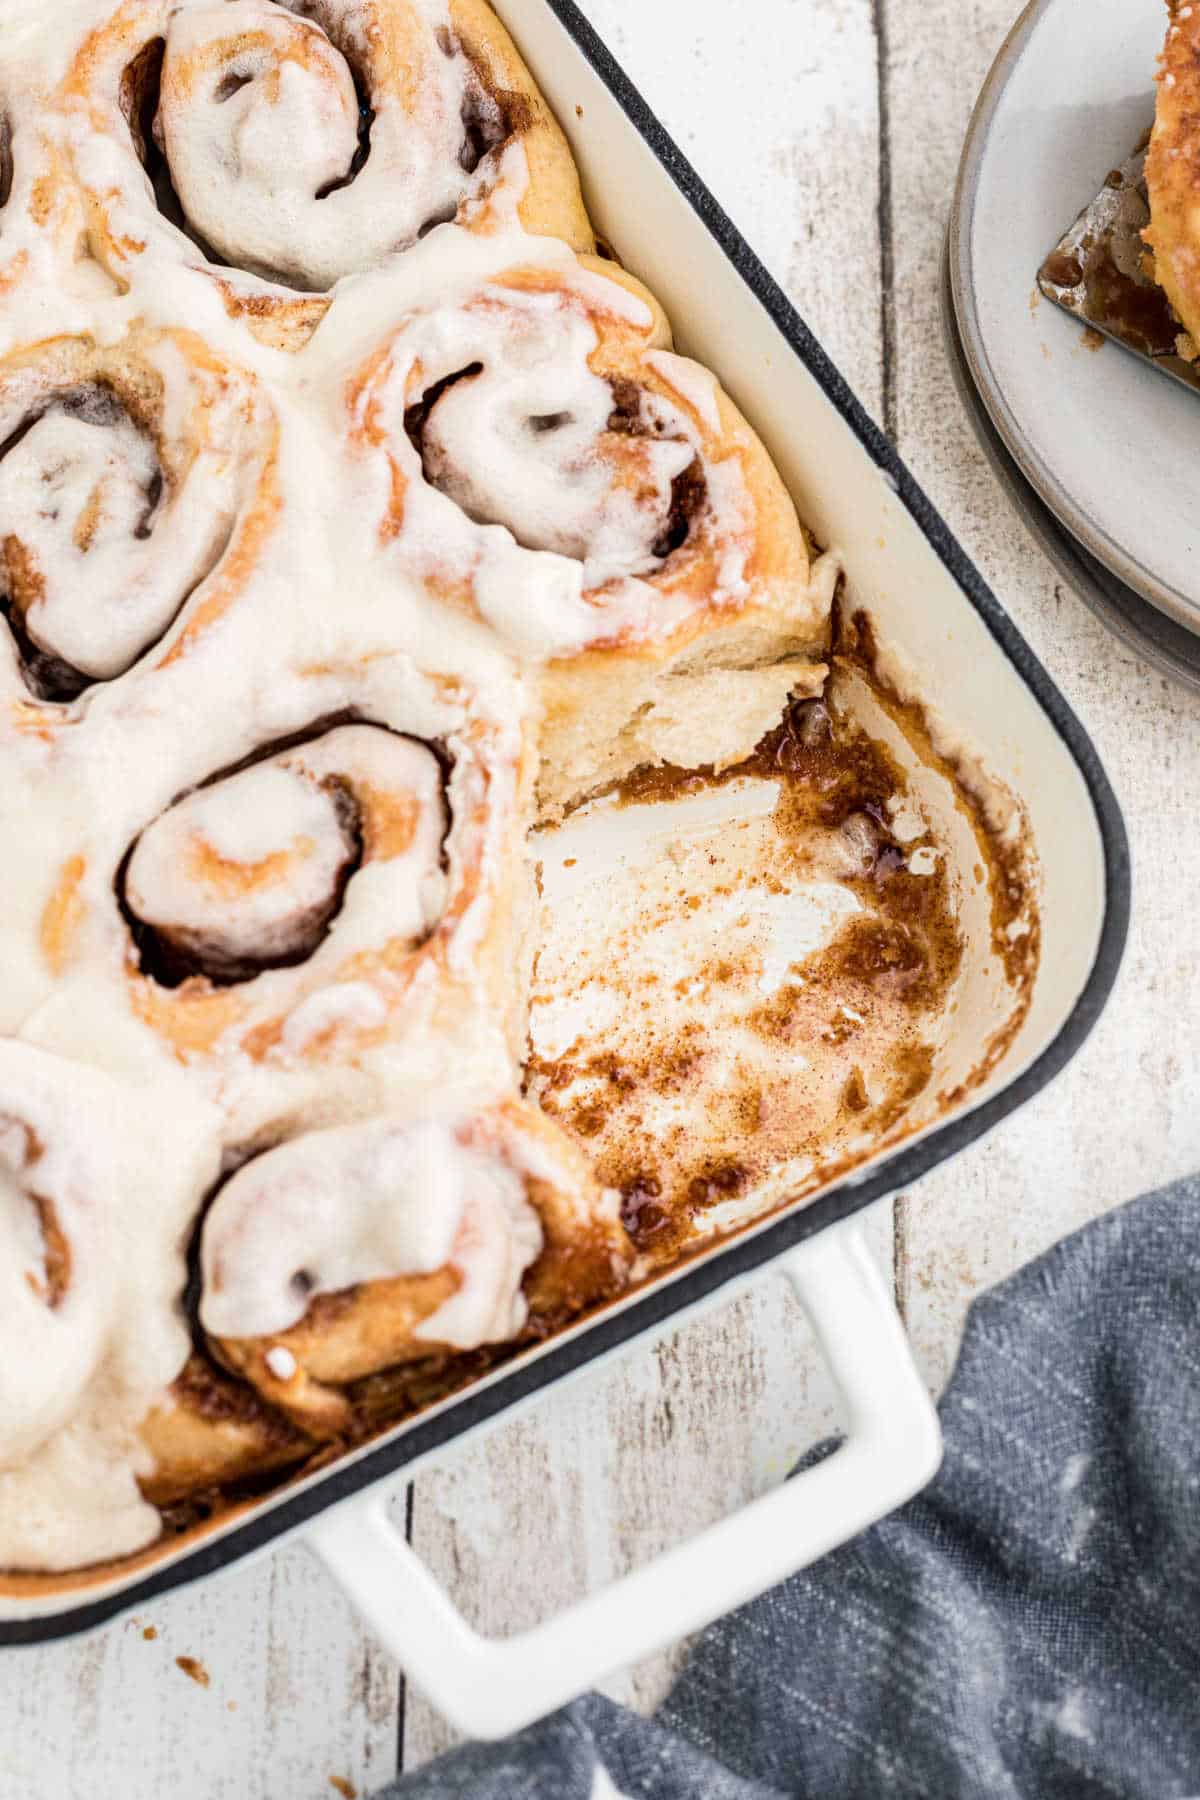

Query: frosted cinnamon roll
0,1041,218,1571
53,0,591,342
344,250,831,809
112,686,530,1145
122,723,446,988
197,1096,633,1435
0,1067,115,1468
0,326,276,705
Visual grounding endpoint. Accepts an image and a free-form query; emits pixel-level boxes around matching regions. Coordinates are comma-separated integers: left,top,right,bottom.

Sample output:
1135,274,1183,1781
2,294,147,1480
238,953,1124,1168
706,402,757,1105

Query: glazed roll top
201,1112,541,1345
0,1097,108,1466
413,329,698,582
0,1042,218,1571
122,725,448,987
157,0,483,289
0,332,258,700
199,1097,633,1434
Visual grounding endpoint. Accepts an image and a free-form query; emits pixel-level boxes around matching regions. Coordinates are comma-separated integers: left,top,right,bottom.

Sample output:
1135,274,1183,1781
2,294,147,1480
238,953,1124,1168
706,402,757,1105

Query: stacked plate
946,0,1200,690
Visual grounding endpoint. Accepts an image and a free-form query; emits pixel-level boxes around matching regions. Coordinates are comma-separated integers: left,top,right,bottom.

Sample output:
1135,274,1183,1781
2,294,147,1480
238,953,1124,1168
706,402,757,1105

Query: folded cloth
389,1175,1200,1799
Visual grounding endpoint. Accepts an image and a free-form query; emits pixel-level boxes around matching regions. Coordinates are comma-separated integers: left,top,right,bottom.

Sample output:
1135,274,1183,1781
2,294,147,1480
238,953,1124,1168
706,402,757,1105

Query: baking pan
0,0,1130,1741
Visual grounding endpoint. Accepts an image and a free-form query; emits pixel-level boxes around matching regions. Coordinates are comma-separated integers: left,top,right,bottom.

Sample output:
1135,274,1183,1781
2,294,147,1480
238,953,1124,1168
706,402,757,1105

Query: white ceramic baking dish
0,0,1129,1743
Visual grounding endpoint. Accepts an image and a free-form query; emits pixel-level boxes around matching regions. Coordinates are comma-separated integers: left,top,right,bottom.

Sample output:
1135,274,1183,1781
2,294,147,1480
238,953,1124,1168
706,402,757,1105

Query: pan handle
307,1219,941,1742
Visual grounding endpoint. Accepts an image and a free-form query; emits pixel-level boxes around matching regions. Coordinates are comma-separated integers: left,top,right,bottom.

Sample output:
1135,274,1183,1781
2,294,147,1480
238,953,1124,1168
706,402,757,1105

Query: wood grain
5,0,1198,1790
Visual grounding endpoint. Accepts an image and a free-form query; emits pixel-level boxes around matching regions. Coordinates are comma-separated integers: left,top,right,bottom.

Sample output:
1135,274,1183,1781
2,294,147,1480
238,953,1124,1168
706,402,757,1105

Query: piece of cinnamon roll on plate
1145,2,1200,352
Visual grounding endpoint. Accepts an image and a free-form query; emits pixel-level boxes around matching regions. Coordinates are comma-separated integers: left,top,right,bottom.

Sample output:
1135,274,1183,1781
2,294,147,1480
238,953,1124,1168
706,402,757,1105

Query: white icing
200,1112,542,1349
158,0,476,290
0,373,238,680
333,248,799,658
0,1042,219,1571
643,349,722,434
419,355,694,583
125,726,446,968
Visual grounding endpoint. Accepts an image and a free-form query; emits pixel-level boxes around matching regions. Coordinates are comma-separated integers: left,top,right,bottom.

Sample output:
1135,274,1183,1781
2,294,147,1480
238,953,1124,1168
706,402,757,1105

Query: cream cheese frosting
200,1112,543,1347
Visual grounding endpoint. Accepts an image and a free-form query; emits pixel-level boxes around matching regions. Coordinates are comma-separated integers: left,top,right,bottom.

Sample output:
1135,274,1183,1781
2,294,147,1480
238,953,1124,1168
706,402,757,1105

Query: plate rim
941,241,1200,691
948,0,1200,639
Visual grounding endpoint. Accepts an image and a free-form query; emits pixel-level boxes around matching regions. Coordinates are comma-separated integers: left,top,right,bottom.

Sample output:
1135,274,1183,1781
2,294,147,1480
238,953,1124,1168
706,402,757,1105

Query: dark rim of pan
0,0,1131,1646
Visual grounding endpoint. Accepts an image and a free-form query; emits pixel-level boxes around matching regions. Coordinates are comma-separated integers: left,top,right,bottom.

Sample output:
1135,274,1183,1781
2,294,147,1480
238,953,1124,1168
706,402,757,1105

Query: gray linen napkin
387,1174,1200,1798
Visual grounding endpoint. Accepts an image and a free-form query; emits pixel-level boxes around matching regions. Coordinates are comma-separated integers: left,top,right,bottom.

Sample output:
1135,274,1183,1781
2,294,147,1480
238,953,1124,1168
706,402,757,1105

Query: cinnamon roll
342,245,832,810
138,1353,314,1508
109,686,531,1147
43,0,591,344
0,325,275,703
198,1095,632,1435
0,1040,218,1571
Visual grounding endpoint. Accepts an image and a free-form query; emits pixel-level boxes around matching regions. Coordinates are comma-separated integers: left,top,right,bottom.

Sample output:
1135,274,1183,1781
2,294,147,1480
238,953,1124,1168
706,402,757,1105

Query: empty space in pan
530,642,1038,1262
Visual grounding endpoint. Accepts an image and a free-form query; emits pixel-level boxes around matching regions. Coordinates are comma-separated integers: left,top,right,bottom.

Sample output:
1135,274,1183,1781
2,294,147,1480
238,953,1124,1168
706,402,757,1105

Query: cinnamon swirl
0,325,274,701
33,0,592,345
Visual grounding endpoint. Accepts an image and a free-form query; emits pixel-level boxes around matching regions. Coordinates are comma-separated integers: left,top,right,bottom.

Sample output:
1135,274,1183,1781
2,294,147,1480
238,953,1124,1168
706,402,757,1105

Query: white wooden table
5,2,1198,1791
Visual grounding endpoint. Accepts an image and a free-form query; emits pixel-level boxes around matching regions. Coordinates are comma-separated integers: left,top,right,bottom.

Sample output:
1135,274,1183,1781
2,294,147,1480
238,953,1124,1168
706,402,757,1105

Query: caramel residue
175,1655,210,1687
842,1068,870,1114
528,635,1027,1268
837,605,1040,998
329,1780,358,1800
40,854,87,976
1,533,43,613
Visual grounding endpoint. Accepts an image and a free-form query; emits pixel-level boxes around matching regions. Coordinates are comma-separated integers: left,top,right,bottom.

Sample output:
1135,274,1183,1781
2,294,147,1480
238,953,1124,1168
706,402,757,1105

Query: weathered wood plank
1,1540,401,1800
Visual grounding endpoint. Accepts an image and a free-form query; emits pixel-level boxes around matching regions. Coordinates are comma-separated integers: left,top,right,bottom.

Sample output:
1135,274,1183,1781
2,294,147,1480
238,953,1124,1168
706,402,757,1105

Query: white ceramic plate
949,0,1200,640
941,245,1200,691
